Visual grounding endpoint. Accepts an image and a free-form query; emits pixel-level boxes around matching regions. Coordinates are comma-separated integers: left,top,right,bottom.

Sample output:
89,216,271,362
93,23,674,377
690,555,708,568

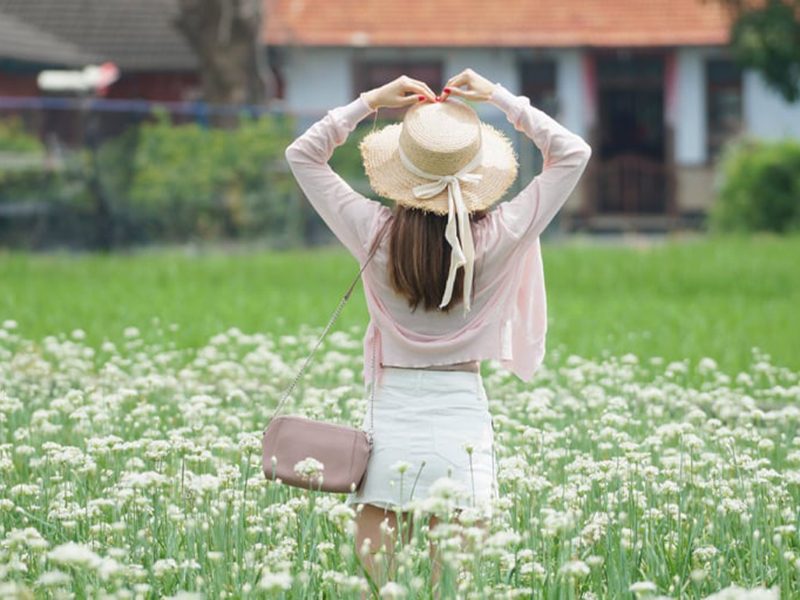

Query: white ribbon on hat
398,145,483,316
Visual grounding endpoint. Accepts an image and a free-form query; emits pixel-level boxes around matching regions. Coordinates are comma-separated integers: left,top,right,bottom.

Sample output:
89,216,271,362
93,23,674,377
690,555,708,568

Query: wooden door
592,51,673,215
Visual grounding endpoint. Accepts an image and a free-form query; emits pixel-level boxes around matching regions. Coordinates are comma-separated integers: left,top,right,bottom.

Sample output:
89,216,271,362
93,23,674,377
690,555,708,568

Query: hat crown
398,99,482,176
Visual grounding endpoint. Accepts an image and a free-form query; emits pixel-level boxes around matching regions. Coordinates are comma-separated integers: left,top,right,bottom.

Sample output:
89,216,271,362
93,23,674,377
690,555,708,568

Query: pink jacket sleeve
284,94,388,263
485,83,592,249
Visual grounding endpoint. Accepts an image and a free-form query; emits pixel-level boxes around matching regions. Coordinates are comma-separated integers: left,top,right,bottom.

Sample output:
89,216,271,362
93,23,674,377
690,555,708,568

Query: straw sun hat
359,97,519,215
358,96,519,315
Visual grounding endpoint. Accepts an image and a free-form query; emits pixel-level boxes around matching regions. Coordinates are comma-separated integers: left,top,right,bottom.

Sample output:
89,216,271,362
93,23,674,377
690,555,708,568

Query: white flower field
1,317,798,599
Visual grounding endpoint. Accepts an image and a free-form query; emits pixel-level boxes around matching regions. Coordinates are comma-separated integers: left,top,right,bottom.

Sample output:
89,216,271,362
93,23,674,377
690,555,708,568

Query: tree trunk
174,0,269,115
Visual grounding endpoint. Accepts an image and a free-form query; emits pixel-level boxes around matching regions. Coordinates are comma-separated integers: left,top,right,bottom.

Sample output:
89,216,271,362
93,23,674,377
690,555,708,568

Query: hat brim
359,121,519,215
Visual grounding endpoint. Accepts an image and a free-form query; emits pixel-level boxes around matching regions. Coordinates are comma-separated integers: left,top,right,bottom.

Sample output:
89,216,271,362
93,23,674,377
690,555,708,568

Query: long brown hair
388,204,486,313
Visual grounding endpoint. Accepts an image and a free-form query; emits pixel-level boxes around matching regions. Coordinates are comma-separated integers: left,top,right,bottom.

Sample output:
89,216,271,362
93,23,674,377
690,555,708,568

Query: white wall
675,47,707,166
554,48,589,140
283,47,353,113
674,46,800,166
744,71,800,140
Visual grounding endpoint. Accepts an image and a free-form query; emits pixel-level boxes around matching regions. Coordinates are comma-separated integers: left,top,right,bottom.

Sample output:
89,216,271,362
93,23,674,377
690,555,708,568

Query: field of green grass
2,233,798,376
1,233,799,599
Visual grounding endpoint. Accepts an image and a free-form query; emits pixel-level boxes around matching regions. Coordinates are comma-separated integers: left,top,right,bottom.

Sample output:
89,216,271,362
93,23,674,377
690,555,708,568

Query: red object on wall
94,62,120,97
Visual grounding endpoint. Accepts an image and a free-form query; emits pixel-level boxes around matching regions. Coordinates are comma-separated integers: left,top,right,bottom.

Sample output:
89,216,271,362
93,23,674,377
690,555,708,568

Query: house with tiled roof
263,0,800,232
0,0,199,101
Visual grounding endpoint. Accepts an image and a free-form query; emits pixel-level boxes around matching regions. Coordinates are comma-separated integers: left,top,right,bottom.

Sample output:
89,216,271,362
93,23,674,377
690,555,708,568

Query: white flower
391,460,413,475
691,568,707,583
95,556,124,581
693,546,719,563
259,569,293,591
558,559,590,579
153,558,179,577
294,457,324,480
329,504,355,526
2,527,49,550
427,476,468,500
629,580,658,595
701,584,779,600
486,530,522,549
698,357,718,375
47,542,101,568
758,438,775,452
338,368,355,383
585,555,604,567
163,592,204,600
183,472,220,494
543,509,578,536
36,570,72,586
379,581,408,599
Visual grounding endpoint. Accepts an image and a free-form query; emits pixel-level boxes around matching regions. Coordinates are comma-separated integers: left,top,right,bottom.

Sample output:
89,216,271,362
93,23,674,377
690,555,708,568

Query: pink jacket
285,83,592,385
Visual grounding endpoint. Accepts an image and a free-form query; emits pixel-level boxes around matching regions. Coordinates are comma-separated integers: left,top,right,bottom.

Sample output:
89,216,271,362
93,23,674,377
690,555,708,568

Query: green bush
121,109,296,241
0,117,51,205
708,136,800,234
0,116,41,152
1,109,394,248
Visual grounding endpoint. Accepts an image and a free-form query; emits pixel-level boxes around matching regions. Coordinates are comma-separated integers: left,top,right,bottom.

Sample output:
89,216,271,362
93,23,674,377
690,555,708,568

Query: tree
710,0,800,103
174,0,272,107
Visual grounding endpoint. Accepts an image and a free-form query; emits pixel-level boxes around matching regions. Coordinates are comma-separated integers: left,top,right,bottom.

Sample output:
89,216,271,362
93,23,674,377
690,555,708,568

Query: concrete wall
674,47,708,167
744,71,800,140
676,166,716,212
282,47,354,113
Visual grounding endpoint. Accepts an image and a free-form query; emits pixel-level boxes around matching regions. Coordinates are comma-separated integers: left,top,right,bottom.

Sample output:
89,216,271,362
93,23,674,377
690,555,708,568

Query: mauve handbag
262,222,388,494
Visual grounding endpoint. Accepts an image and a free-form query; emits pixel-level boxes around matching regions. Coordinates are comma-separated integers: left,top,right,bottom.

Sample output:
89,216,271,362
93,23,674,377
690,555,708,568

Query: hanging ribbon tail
439,184,467,309
398,144,484,314
459,202,475,316
452,182,475,316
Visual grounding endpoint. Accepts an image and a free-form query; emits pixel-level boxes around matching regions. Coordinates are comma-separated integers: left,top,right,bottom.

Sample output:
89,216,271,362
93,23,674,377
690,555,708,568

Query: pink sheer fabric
284,83,592,386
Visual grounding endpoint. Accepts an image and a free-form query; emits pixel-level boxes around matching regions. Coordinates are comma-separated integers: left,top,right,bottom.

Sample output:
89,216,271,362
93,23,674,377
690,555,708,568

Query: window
520,60,558,117
706,58,743,162
353,61,443,118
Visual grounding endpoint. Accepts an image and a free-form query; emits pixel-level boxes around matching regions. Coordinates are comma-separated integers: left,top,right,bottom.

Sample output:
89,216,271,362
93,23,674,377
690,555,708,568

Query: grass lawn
1,232,798,377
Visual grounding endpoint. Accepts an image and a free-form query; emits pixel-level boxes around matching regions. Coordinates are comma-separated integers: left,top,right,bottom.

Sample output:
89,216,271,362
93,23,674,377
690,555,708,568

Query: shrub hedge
709,137,800,234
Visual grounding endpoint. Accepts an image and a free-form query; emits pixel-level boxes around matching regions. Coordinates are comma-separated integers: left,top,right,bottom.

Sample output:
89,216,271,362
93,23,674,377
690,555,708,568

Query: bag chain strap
263,222,389,442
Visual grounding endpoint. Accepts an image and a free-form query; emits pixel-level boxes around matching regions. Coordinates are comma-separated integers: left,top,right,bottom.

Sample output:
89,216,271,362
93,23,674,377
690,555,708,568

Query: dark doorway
594,52,669,214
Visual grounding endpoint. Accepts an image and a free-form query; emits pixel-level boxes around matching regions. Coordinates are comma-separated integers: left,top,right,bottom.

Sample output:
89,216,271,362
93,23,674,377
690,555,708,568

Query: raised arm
285,76,438,263
487,82,592,243
284,95,385,263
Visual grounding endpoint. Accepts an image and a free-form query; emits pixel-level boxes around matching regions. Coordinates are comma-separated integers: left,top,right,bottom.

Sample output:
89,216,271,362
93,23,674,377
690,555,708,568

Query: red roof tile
263,0,732,47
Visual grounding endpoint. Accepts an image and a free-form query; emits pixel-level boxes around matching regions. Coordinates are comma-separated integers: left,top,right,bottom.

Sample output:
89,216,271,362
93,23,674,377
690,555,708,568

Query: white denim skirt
344,367,498,519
